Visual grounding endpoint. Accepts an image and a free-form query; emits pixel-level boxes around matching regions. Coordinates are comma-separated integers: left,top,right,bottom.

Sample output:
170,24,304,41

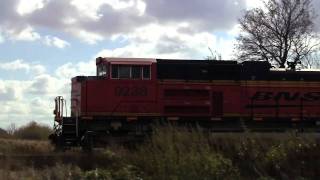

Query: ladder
62,117,78,147
53,96,78,147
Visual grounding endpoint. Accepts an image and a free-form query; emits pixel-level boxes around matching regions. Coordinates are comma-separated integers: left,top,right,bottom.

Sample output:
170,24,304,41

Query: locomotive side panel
159,82,212,117
80,63,159,117
158,81,243,119
86,79,158,116
71,77,83,117
243,81,320,120
211,82,242,118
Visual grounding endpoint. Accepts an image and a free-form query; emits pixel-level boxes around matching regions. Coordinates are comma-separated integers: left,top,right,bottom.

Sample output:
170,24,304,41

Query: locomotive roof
96,57,320,81
156,59,320,81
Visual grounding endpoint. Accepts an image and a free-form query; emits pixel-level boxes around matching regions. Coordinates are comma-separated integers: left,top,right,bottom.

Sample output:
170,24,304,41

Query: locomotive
49,57,320,150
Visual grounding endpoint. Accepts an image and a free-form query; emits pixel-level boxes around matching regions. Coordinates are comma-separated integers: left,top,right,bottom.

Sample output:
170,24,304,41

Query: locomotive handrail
64,99,67,118
54,96,65,123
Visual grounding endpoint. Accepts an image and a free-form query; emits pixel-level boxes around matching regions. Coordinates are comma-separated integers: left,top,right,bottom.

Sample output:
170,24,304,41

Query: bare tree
236,0,319,69
7,123,16,135
302,52,320,68
205,47,222,60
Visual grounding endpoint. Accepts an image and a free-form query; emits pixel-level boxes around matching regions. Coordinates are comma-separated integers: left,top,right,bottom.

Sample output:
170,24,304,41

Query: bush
0,128,10,138
262,137,320,178
0,138,52,154
13,121,52,140
129,127,240,179
0,163,83,180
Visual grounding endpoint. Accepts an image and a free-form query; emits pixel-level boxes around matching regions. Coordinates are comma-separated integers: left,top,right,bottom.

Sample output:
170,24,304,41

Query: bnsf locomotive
50,57,320,150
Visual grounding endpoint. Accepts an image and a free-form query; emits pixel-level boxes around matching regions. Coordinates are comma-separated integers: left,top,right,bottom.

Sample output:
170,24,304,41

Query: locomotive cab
71,57,158,118
52,57,159,150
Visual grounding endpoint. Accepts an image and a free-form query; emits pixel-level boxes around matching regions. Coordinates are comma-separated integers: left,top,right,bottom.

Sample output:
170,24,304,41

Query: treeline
0,121,52,140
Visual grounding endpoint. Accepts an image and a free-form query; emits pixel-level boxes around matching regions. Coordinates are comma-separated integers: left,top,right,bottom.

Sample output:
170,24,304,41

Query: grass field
0,127,320,179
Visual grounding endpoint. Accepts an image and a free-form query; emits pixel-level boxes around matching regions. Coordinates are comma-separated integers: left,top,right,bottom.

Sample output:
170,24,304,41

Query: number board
115,86,148,96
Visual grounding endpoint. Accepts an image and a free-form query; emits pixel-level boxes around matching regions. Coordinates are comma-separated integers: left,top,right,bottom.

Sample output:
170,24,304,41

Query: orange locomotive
50,57,320,150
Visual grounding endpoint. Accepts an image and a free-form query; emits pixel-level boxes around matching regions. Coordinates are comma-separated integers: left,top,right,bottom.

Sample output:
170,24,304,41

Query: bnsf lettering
274,92,300,101
251,91,320,101
251,92,273,101
115,86,147,96
303,92,320,101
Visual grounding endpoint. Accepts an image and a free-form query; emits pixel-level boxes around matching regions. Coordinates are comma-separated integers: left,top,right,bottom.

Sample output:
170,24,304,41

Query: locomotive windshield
97,64,107,77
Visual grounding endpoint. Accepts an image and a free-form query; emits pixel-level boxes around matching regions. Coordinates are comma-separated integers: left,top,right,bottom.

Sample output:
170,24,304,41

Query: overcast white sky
0,0,319,128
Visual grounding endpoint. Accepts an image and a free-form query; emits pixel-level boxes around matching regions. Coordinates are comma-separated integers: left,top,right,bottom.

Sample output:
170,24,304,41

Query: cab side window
111,65,119,78
132,66,142,79
143,66,151,79
111,64,151,80
119,66,131,79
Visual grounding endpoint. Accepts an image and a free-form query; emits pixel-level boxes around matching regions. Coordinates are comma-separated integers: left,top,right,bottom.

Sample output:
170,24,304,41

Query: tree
303,52,320,68
7,123,16,135
14,121,52,140
0,128,9,138
205,47,222,60
236,0,319,69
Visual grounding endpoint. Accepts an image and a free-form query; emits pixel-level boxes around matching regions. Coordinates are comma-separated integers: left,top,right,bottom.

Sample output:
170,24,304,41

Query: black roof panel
156,59,320,81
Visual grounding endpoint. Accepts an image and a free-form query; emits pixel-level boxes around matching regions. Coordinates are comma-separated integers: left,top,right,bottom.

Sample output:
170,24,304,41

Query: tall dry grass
125,127,320,179
0,138,53,155
0,126,319,179
127,126,240,179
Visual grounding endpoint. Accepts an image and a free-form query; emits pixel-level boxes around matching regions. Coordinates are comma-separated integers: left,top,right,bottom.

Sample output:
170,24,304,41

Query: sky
0,0,319,128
